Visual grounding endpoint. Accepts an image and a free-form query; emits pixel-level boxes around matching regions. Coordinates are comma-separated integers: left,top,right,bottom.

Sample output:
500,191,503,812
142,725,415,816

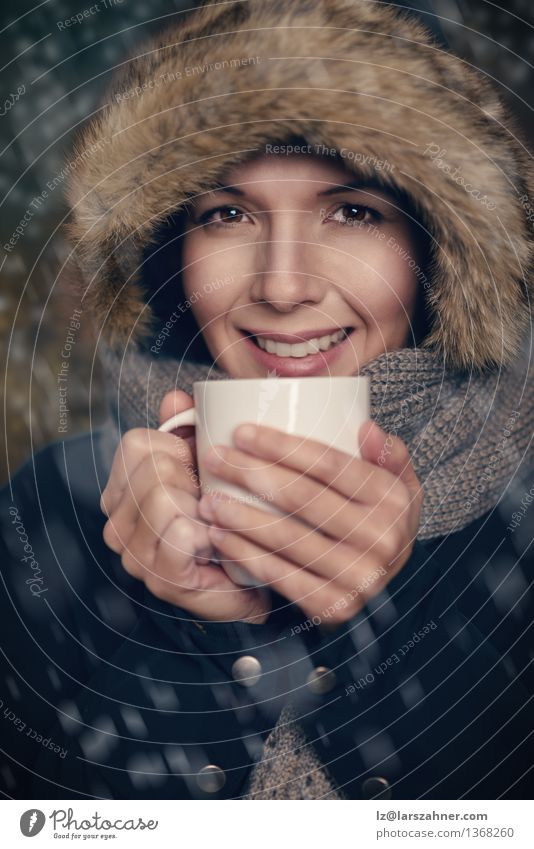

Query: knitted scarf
99,342,533,800
101,343,534,541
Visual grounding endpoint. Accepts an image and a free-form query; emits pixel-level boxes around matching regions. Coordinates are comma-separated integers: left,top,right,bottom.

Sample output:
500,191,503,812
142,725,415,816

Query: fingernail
208,525,226,542
234,424,257,445
199,495,216,520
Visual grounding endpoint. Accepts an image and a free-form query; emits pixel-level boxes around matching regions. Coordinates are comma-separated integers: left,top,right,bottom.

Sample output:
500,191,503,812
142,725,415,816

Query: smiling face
181,151,426,378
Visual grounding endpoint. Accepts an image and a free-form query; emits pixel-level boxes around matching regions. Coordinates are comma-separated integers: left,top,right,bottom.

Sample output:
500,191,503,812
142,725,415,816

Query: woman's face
182,152,424,378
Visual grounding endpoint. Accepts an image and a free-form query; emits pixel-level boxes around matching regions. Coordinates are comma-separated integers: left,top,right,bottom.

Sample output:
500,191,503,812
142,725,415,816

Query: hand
100,390,271,624
198,420,424,628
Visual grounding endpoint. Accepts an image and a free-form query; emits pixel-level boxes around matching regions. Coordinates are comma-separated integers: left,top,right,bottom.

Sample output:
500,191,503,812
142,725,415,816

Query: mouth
238,325,356,376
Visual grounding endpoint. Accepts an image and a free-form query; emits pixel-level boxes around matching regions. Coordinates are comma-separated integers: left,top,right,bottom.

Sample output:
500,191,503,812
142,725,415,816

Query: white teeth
256,329,348,357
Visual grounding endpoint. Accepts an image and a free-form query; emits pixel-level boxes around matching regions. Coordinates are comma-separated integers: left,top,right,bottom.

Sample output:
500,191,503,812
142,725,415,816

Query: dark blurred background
1,0,533,484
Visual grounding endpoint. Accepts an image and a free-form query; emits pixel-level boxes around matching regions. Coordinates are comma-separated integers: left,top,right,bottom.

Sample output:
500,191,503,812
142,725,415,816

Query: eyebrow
317,179,388,197
210,183,245,196
208,178,389,198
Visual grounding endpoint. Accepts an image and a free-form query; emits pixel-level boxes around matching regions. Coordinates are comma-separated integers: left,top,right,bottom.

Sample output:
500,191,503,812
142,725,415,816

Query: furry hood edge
64,0,534,371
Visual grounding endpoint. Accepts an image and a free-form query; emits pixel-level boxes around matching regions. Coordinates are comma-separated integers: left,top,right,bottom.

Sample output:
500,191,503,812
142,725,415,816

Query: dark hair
141,208,214,362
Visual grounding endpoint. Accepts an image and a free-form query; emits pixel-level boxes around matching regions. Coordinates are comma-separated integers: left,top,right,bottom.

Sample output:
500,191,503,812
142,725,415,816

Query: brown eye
200,206,248,226
326,204,379,226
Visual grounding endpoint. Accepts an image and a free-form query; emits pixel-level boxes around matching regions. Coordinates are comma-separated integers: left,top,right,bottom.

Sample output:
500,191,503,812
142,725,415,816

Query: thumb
358,420,422,500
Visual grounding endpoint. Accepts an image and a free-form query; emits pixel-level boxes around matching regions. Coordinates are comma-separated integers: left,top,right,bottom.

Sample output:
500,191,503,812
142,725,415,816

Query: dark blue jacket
1,428,533,799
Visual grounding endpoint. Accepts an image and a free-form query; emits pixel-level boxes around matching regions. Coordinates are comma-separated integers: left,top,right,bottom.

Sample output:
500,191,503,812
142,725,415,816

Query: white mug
159,376,370,587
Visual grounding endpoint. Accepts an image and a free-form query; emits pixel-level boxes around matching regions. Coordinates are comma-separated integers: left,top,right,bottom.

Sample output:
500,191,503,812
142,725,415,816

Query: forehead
218,151,357,191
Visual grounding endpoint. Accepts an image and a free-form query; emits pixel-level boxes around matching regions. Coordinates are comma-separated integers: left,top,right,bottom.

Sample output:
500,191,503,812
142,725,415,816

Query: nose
249,218,326,312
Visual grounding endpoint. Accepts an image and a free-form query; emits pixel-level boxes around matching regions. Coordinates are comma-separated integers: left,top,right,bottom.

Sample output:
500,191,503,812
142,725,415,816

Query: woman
1,0,533,800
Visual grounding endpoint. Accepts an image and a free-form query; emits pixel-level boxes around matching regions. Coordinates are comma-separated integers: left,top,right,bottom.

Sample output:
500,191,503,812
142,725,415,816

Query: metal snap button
306,665,337,694
361,775,392,799
196,764,226,793
231,655,263,687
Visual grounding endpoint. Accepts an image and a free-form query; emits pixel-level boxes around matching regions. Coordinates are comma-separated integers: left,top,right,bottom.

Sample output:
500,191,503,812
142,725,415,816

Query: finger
231,422,406,506
200,493,375,584
121,486,212,579
159,389,194,425
359,420,423,504
204,445,406,548
154,524,271,624
101,429,197,517
103,458,200,554
207,526,368,623
105,450,200,547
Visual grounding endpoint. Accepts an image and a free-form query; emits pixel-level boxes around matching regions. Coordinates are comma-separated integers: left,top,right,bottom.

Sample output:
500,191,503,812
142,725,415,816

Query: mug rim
192,375,369,386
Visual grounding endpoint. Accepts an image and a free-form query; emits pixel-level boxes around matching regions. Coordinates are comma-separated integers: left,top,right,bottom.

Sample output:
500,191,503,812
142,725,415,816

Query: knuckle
327,607,349,626
391,434,408,459
100,490,111,516
140,484,190,524
103,519,122,552
171,515,195,546
317,446,348,479
172,433,191,457
376,528,403,563
121,547,141,577
386,482,410,514
283,478,315,513
344,596,362,618
122,427,151,454
143,485,175,516
150,452,178,480
144,572,165,600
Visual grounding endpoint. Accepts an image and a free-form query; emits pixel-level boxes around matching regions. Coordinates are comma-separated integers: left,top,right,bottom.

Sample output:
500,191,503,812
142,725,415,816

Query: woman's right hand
99,389,271,624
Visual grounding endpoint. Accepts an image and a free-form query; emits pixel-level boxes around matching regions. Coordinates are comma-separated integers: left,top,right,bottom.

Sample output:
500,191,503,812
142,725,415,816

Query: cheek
346,240,418,325
181,233,236,323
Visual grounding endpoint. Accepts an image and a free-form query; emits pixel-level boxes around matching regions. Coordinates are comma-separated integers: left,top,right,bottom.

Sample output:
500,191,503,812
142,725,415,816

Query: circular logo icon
20,810,46,837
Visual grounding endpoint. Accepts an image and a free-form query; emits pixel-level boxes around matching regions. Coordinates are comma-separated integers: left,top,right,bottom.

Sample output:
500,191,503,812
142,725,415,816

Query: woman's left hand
198,420,424,627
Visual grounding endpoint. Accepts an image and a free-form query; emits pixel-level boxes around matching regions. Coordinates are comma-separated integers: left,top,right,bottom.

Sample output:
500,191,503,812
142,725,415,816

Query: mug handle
158,407,197,432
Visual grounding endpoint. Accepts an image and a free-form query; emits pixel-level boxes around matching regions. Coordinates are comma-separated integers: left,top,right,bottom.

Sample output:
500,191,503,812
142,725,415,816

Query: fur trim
64,0,534,370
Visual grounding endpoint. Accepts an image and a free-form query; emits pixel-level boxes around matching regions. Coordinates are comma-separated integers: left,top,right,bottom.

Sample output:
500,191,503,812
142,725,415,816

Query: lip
241,326,348,344
239,327,355,376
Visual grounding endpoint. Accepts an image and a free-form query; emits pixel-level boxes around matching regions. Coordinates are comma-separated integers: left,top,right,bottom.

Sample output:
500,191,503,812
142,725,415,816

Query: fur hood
64,0,534,370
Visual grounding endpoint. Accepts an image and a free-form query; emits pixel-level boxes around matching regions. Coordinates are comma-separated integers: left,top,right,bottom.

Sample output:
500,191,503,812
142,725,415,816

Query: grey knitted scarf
101,342,534,541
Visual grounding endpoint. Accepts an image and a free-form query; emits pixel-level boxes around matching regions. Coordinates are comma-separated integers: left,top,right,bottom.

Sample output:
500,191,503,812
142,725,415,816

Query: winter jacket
1,427,532,799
